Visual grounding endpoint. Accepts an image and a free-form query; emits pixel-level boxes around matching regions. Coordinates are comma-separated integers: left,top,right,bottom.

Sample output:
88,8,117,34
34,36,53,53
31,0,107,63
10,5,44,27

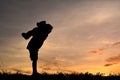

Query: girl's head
37,21,46,27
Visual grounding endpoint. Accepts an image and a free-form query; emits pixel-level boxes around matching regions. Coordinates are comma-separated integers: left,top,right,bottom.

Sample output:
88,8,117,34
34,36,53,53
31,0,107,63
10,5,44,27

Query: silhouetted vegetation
0,72,120,80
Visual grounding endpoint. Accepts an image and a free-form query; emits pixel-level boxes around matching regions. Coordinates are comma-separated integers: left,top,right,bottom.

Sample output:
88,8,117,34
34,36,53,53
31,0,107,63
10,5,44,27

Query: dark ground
0,72,120,80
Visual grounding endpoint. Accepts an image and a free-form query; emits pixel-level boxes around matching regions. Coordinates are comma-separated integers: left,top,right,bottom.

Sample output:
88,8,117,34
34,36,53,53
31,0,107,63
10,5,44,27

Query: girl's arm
21,28,37,39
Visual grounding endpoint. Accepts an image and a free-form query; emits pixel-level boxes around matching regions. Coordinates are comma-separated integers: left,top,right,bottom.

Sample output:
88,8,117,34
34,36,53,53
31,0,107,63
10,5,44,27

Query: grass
0,72,120,80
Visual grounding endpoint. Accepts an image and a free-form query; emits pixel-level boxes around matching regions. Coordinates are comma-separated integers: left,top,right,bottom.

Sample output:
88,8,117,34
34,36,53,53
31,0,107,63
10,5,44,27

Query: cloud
88,41,120,54
87,41,120,67
38,56,76,73
10,68,31,74
39,57,65,72
88,48,105,54
0,67,31,74
112,42,120,46
106,55,120,62
104,54,120,67
104,63,117,67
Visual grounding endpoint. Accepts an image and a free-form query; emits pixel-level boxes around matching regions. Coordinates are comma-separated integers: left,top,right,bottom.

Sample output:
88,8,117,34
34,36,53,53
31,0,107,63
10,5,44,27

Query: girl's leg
32,60,38,75
29,49,38,75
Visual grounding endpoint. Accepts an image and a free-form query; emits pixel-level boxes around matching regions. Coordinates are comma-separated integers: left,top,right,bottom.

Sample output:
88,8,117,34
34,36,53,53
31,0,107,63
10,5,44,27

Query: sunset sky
0,0,120,75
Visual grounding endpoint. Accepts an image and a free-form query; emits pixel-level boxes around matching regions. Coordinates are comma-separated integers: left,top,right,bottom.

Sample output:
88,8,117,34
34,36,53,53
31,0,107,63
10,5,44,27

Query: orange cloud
112,42,120,46
104,63,113,67
104,54,120,67
88,41,120,55
88,48,105,54
88,50,97,54
103,41,120,67
106,55,120,62
104,63,117,67
38,56,76,73
87,41,120,67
